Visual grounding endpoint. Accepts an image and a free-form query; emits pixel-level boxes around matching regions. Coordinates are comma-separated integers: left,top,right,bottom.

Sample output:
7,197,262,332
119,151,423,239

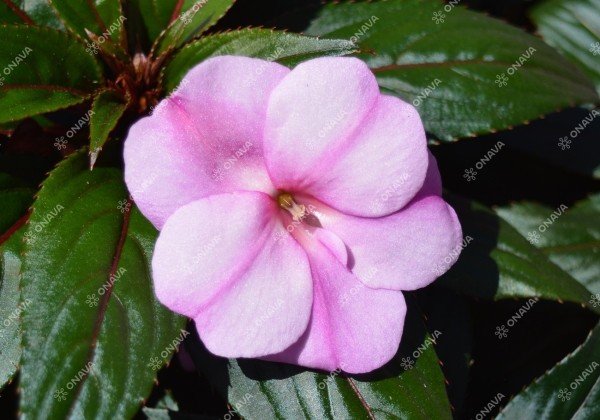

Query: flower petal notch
124,55,463,374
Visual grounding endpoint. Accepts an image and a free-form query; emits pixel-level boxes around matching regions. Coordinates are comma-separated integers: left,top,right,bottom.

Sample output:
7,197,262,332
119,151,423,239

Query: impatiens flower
124,55,462,374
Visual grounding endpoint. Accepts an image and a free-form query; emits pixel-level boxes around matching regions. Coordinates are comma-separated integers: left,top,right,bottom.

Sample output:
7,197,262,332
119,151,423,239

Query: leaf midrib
66,198,132,417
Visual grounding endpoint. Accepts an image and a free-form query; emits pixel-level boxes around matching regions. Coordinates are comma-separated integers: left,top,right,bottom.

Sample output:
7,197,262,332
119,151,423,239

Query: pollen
277,193,307,222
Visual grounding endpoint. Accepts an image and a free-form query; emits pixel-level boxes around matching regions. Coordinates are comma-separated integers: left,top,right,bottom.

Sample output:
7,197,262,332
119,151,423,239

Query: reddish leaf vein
345,377,376,420
2,0,35,25
67,197,132,416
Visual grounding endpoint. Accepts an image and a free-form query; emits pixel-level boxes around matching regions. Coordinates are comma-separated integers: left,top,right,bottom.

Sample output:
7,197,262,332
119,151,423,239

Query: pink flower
124,56,462,374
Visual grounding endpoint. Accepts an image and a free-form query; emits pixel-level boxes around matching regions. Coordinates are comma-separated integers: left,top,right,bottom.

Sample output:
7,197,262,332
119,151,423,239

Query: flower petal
414,151,442,200
263,239,406,374
152,191,313,358
124,56,289,229
305,191,463,291
264,57,427,217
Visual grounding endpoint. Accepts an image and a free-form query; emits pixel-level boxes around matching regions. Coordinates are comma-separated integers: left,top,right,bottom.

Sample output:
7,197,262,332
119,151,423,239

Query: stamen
277,193,307,222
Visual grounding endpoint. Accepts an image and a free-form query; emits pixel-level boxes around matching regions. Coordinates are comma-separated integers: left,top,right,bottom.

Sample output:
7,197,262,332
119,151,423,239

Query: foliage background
0,0,599,419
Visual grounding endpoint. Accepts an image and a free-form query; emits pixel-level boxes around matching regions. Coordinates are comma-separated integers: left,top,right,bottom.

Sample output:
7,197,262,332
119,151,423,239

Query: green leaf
1,1,63,29
0,120,18,134
190,296,452,419
142,391,209,419
0,172,33,390
154,0,235,55
438,195,598,313
0,172,33,234
0,234,24,391
126,0,181,45
142,392,178,419
306,0,599,141
0,1,23,24
496,194,600,297
497,322,600,419
162,28,357,93
20,151,185,419
531,0,600,94
416,287,473,414
89,88,129,169
0,25,103,123
127,0,228,48
49,0,126,47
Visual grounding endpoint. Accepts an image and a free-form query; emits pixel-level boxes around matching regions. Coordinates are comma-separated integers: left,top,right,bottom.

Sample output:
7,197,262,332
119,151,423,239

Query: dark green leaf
0,172,33,390
496,194,600,297
143,392,211,419
0,120,18,134
154,0,235,55
531,0,600,93
162,28,357,93
0,172,33,234
190,296,452,419
49,0,126,47
0,235,24,391
0,25,103,123
306,0,599,141
416,287,473,415
20,151,185,419
142,392,178,419
438,195,598,313
1,1,63,29
89,88,129,169
0,1,22,24
126,0,181,45
497,322,600,420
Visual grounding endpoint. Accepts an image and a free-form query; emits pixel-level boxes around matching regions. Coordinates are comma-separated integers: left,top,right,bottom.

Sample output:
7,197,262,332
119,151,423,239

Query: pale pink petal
152,191,313,357
314,228,348,267
124,56,289,229
414,151,442,200
302,191,462,291
264,57,427,217
264,237,406,374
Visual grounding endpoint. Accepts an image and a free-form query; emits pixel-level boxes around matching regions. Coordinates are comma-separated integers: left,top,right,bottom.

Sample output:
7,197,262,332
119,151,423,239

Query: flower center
277,193,308,222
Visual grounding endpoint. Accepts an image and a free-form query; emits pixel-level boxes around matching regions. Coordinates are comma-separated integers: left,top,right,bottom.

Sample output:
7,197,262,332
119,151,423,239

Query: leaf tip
89,148,101,170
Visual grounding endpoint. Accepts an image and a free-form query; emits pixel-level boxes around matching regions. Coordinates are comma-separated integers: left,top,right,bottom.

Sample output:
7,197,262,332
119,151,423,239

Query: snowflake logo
495,73,509,87
54,388,67,401
117,199,131,213
431,11,446,24
558,388,571,402
180,14,193,25
590,42,600,56
85,42,100,55
86,294,99,307
558,136,571,150
23,232,36,244
54,137,67,150
400,357,415,370
495,325,509,339
148,356,162,371
463,168,477,182
589,294,600,308
212,167,225,182
527,231,540,244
